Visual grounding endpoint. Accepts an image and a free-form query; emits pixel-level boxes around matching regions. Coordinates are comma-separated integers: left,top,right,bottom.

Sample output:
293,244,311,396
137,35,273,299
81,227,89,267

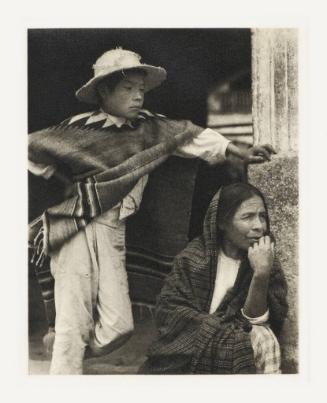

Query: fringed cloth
140,190,288,374
28,114,203,266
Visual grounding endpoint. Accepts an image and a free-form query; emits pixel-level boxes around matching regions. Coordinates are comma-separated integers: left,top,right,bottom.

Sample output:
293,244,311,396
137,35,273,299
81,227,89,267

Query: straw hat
75,48,167,104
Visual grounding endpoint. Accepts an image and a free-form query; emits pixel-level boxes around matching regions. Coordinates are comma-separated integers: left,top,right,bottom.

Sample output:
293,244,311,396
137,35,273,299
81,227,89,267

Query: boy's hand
244,144,276,164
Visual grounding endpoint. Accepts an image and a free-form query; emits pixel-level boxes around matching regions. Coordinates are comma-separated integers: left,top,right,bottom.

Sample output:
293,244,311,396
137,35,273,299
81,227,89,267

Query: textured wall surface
248,154,298,373
251,29,298,373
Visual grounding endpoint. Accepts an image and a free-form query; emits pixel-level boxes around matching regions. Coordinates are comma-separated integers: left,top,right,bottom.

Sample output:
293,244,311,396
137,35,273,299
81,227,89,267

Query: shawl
28,113,203,265
140,189,288,374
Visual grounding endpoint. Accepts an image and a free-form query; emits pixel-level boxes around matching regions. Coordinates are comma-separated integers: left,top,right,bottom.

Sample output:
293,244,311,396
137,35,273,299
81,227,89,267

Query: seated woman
140,182,288,374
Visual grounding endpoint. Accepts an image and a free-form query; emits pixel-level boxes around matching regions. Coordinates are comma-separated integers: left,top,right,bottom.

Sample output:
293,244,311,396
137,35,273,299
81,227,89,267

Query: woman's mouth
248,237,261,243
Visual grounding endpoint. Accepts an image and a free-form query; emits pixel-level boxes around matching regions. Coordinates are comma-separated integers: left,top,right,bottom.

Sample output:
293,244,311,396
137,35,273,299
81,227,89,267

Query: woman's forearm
243,274,270,318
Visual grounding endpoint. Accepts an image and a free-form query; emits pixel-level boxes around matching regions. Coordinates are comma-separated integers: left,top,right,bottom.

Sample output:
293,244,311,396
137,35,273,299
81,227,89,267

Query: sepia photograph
27,27,299,376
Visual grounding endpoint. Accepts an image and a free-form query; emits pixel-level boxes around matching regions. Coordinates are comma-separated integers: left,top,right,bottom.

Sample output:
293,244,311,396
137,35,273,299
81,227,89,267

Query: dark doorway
28,28,251,130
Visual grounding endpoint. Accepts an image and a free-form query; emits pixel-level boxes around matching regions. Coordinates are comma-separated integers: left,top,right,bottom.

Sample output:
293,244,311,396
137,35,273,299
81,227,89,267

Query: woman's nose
252,216,265,231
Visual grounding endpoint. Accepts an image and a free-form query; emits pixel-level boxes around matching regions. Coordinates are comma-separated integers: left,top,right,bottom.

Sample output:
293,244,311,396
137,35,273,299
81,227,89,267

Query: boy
29,48,275,374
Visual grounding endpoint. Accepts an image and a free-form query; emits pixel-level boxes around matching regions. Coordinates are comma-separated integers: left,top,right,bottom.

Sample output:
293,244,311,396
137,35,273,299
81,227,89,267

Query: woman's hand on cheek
248,236,274,278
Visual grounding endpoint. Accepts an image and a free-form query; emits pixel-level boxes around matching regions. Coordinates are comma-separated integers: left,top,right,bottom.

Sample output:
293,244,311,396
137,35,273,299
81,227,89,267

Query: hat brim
75,64,167,104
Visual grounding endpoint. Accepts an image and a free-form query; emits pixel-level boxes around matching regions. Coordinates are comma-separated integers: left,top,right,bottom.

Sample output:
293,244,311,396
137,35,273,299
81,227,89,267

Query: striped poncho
140,189,288,374
28,112,203,265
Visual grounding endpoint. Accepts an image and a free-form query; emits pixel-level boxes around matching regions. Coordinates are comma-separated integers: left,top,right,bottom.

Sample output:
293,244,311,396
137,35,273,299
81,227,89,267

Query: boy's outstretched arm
174,126,276,165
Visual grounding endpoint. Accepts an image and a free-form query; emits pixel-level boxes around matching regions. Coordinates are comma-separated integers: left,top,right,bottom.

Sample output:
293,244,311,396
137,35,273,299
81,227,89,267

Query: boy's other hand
245,144,277,164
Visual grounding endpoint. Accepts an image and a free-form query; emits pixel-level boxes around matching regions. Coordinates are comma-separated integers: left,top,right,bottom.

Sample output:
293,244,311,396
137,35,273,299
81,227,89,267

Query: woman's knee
250,325,281,373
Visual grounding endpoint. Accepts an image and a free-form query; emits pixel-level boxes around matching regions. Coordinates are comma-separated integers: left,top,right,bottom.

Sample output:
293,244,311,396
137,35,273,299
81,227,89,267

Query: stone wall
248,155,298,373
250,29,298,373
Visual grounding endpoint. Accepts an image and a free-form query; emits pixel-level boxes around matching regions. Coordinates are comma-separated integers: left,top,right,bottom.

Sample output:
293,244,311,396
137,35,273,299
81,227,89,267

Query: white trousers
49,207,134,374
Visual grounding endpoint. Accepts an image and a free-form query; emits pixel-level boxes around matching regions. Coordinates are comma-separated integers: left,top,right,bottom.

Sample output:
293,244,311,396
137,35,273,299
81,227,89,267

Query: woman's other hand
248,236,274,278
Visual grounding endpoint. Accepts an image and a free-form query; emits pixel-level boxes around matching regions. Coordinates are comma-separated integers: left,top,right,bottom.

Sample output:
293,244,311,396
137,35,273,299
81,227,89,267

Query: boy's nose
134,90,144,101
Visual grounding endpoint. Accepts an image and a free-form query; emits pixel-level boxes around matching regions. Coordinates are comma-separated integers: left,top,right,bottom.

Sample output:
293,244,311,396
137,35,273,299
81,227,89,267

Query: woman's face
222,195,268,252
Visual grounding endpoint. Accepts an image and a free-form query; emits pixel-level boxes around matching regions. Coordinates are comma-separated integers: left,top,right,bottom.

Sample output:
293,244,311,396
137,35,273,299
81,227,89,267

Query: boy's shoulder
58,109,167,128
59,111,97,127
138,109,167,120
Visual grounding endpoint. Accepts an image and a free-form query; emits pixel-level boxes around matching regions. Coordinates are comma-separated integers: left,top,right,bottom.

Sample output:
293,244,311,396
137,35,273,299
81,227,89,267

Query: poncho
28,113,203,265
140,189,288,374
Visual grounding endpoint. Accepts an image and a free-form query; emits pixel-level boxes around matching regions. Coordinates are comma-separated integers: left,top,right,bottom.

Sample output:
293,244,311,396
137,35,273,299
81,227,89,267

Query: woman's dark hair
217,182,270,236
96,68,147,99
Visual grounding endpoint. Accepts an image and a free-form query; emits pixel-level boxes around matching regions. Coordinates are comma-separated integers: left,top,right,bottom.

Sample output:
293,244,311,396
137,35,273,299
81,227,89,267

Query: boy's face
99,71,145,119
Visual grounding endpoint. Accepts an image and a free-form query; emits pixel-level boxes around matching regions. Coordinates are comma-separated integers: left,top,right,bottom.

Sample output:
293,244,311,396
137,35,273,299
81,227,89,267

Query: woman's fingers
255,235,271,249
259,236,269,245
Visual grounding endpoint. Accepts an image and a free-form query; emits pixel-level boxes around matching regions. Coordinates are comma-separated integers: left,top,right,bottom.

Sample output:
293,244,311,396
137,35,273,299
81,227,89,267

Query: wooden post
252,28,298,153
